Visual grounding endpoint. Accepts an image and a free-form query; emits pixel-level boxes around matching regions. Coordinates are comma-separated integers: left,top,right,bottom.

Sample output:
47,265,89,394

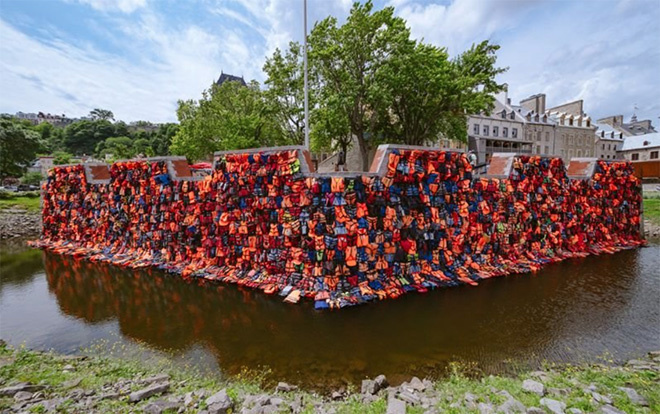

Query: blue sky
1,0,658,124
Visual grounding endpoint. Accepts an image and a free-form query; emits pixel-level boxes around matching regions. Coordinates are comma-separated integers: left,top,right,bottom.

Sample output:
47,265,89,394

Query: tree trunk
356,132,369,171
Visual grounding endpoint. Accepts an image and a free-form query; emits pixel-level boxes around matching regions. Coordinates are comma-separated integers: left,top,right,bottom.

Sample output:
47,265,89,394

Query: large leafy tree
308,0,414,170
263,41,308,145
0,118,42,179
63,119,116,155
170,80,288,161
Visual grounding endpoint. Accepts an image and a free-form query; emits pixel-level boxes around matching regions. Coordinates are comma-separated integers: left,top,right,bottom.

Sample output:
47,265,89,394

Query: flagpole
303,0,310,150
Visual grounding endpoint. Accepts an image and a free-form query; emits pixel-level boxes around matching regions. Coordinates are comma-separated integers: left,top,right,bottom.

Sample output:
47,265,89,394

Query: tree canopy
0,118,43,179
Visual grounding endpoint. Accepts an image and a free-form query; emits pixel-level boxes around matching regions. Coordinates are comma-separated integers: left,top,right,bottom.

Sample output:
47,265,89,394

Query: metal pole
303,0,310,150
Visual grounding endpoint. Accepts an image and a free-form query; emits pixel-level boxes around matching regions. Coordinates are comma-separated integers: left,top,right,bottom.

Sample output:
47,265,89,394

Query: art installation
29,146,645,309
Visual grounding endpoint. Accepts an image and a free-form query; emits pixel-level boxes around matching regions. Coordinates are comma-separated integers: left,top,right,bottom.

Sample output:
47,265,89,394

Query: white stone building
617,133,660,162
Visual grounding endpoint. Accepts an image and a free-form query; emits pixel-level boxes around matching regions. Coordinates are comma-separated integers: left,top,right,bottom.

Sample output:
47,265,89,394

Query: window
602,144,605,150
606,155,609,159
501,111,506,119
545,132,550,142
651,151,659,160
544,146,549,154
537,131,542,141
503,127,508,137
569,149,574,158
631,153,639,161
601,154,604,158
536,145,541,154
473,124,479,134
512,128,518,138
577,150,582,157
608,144,611,151
493,126,499,137
510,112,515,120
483,125,489,136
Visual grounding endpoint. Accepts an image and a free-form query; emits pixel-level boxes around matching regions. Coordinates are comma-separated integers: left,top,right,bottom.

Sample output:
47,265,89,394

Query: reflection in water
2,243,659,390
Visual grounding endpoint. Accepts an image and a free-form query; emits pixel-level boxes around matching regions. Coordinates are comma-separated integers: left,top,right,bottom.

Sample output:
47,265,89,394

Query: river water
1,239,659,390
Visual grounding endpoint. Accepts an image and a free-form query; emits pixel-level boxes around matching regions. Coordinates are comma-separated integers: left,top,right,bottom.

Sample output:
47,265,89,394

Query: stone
540,397,566,414
14,391,32,401
144,399,180,414
361,379,378,395
331,391,343,400
568,409,583,414
547,387,570,397
141,374,170,385
62,364,75,371
498,397,526,413
276,381,298,392
522,379,545,396
129,382,170,403
374,374,388,389
618,386,648,406
599,405,625,414
386,397,406,414
407,376,426,392
529,371,551,382
205,389,233,414
99,392,120,400
184,392,194,406
398,390,421,405
0,383,45,397
269,397,284,406
464,392,477,403
61,378,82,389
362,393,379,404
591,392,612,405
526,408,546,414
478,402,495,413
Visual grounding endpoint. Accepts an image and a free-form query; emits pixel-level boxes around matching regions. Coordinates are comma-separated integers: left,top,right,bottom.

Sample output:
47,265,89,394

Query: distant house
216,72,246,87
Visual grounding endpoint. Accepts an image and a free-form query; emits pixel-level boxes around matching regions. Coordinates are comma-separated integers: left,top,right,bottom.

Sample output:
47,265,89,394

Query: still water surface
1,239,659,389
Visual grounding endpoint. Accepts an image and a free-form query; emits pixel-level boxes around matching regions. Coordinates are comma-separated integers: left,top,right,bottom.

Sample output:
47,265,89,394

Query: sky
0,0,658,124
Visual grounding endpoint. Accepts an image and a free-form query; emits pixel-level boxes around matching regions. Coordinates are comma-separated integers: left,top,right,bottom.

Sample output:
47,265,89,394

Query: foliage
0,118,42,179
0,195,41,212
263,41,308,145
52,151,73,165
171,80,289,161
63,119,116,156
95,136,135,160
89,108,114,121
20,171,43,185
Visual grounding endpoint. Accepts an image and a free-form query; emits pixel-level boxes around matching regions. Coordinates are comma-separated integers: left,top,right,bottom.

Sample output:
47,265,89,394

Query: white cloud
76,0,147,14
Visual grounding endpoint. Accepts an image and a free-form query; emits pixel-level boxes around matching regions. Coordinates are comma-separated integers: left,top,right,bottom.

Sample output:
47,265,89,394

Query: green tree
95,136,134,159
52,151,73,165
63,119,115,156
151,123,178,156
171,80,287,161
263,41,308,145
0,118,42,179
308,0,414,170
20,171,42,185
133,138,153,157
89,108,114,121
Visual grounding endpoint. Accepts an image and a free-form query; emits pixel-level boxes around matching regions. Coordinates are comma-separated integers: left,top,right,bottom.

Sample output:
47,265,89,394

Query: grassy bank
643,198,660,225
1,343,658,413
0,192,41,213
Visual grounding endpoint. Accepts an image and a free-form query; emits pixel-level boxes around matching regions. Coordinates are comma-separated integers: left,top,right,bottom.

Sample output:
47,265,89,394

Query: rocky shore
0,209,41,240
0,341,657,413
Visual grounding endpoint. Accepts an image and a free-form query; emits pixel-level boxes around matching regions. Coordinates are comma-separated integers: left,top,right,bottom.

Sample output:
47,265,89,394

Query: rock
591,392,612,405
464,392,477,403
276,381,298,392
398,390,421,405
62,364,75,371
599,405,625,414
141,374,170,385
386,397,406,414
540,397,566,414
618,386,648,406
407,376,426,392
129,382,170,403
568,409,583,414
375,374,388,389
522,379,545,396
478,402,495,413
205,389,233,414
526,408,546,414
0,383,45,397
184,392,194,406
99,392,120,400
362,393,379,404
14,391,32,401
547,387,570,397
144,399,180,414
499,397,526,413
41,398,63,411
529,371,552,382
61,378,82,389
361,379,378,395
269,397,284,406
331,391,344,400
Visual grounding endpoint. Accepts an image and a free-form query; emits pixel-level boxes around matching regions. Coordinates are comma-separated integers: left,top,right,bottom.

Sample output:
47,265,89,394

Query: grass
1,343,658,413
0,196,41,213
643,198,660,225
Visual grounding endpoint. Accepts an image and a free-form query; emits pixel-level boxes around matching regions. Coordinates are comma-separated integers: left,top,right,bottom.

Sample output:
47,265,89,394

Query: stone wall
30,145,645,309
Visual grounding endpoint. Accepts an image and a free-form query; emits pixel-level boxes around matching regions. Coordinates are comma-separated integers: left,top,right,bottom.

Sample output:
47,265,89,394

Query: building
467,89,531,164
216,72,246,87
618,133,660,162
593,122,624,160
597,114,657,136
515,94,558,158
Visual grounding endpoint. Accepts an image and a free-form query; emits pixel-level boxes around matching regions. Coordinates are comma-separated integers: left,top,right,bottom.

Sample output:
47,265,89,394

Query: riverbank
1,342,658,413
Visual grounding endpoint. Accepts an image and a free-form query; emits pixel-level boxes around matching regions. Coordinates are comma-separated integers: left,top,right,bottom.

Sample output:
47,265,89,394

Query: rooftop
620,132,660,151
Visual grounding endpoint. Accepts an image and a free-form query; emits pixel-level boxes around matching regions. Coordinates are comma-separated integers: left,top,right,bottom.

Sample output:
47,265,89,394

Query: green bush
20,172,43,185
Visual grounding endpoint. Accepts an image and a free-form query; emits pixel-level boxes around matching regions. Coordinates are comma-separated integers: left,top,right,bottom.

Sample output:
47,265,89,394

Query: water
1,238,659,390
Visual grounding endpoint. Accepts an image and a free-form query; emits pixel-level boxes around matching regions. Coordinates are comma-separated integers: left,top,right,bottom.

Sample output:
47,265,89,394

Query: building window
608,144,611,151
602,144,605,150
545,132,550,142
536,145,541,154
493,126,499,137
577,150,582,157
483,125,489,136
651,151,659,159
512,128,518,138
601,154,604,158
503,127,508,137
536,131,541,141
510,112,515,120
501,111,506,119
544,146,549,154
631,153,639,161
473,124,479,134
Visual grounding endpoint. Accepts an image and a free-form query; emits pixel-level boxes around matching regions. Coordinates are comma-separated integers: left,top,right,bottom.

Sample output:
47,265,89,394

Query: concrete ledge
484,153,516,179
567,158,597,180
83,163,111,185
